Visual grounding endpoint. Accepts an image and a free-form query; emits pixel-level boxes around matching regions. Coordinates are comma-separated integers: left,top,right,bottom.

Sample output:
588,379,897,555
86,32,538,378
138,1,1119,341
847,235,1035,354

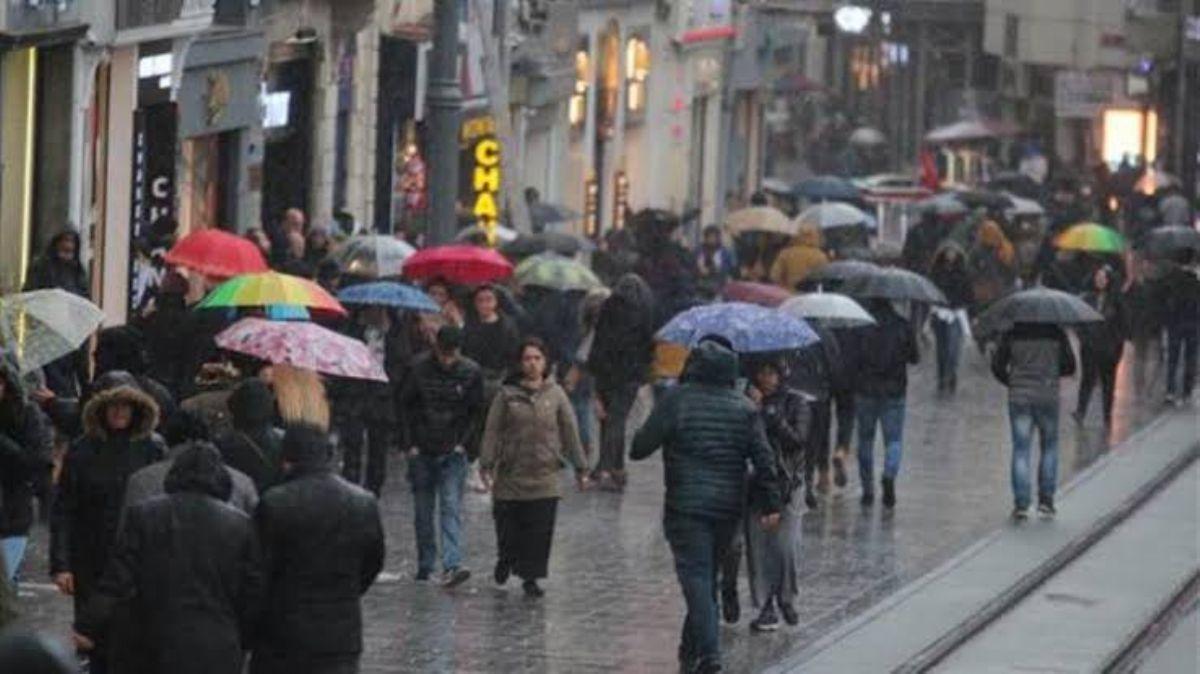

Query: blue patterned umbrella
657,302,819,353
338,281,440,313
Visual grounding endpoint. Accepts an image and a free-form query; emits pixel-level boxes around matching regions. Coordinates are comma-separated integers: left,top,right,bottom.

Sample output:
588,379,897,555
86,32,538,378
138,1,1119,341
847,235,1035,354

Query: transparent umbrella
0,289,104,373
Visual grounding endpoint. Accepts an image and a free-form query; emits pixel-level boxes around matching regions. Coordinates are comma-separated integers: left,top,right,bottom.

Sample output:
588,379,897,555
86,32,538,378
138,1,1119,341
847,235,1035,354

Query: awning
0,23,88,50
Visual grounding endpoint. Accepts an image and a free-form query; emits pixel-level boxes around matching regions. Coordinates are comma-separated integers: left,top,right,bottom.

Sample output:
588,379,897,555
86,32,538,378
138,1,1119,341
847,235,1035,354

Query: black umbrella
503,231,595,259
952,189,1014,211
807,259,878,284
794,175,861,202
1139,226,1200,258
975,287,1103,336
841,266,947,304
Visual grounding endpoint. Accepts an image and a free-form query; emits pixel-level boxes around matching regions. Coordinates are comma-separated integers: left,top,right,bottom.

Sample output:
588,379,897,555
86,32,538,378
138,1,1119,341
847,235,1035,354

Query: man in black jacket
631,340,781,674
400,325,484,587
251,425,385,674
1161,257,1200,405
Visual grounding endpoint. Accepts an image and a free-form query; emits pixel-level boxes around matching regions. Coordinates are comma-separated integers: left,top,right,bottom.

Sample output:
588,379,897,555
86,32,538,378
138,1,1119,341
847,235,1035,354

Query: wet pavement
12,340,1168,673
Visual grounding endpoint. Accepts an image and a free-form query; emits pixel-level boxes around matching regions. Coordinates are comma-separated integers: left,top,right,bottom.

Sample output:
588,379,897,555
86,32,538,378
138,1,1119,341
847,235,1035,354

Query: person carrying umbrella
769,225,829,291
1073,267,1128,428
928,243,972,393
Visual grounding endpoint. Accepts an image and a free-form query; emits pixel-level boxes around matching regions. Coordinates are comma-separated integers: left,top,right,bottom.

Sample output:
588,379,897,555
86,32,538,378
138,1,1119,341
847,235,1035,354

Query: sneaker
1012,507,1030,522
832,456,848,488
493,560,510,586
522,580,544,598
721,587,740,624
860,491,875,507
750,605,780,632
779,601,799,626
881,478,896,509
441,567,471,588
1037,498,1056,518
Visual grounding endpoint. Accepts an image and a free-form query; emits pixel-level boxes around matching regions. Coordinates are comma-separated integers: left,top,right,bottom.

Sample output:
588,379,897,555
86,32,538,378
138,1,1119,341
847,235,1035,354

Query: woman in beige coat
480,337,588,597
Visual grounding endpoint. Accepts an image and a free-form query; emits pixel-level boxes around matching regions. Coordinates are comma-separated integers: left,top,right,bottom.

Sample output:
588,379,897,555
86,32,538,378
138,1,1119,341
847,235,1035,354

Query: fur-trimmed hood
81,385,160,440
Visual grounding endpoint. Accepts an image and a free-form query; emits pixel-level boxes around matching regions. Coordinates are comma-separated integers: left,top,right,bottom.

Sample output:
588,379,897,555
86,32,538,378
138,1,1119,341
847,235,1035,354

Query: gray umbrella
806,260,878,284
840,266,947,304
976,287,1103,336
1140,226,1200,258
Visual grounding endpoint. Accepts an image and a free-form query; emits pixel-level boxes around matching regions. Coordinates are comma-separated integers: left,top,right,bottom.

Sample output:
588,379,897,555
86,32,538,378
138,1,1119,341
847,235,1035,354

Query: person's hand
759,512,782,532
31,388,56,405
54,572,75,595
72,631,95,652
593,398,607,421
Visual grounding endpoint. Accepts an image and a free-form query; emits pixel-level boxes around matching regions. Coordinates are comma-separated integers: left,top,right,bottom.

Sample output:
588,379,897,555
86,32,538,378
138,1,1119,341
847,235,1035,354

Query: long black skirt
493,498,559,581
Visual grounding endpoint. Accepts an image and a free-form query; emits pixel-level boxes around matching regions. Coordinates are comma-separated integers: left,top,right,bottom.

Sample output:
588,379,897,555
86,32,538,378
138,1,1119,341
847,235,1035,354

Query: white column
101,46,137,326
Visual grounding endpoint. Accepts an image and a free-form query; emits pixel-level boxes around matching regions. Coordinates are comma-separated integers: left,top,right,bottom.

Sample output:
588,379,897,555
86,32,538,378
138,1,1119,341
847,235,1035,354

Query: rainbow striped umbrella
1054,223,1126,253
199,272,347,317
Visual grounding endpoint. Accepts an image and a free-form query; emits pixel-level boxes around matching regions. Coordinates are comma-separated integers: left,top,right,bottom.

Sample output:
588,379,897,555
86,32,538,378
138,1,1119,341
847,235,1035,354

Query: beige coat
479,379,586,501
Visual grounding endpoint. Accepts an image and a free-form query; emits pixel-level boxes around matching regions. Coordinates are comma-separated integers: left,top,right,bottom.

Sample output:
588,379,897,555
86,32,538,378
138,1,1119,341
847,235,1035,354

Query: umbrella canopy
725,206,796,237
779,292,876,329
917,193,971,217
164,229,268,279
806,259,879,285
721,281,792,308
1140,226,1200,258
453,224,520,245
514,254,603,292
1055,223,1126,253
975,287,1103,336
338,281,440,312
794,175,861,202
331,235,416,278
657,302,819,353
215,317,386,382
0,289,104,373
502,231,595,258
529,202,581,228
795,202,871,230
951,189,1014,211
925,118,1018,143
1005,194,1045,218
849,127,886,146
841,266,947,304
403,245,514,285
199,272,347,316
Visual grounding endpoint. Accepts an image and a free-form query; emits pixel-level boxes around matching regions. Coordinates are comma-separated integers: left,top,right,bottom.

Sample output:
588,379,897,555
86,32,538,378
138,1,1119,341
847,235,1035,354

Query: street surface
14,342,1166,673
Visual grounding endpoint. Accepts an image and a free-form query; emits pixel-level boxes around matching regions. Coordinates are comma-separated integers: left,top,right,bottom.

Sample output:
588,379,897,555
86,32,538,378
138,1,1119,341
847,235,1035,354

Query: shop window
569,48,590,130
625,35,650,122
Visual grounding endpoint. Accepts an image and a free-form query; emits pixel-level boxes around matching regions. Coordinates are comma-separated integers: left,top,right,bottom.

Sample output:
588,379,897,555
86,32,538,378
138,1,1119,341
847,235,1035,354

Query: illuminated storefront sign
584,178,599,237
472,136,502,243
613,171,629,230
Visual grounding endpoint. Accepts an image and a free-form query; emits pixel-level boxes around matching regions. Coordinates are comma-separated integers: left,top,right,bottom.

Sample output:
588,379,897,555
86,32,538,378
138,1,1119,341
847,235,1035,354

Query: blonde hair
271,364,330,431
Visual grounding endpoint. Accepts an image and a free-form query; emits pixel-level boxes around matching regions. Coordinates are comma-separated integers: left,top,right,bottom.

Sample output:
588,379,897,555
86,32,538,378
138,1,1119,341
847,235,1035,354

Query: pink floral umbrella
215,318,387,382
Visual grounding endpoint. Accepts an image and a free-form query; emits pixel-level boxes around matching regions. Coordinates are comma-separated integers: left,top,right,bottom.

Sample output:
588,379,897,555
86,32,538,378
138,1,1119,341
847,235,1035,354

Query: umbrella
849,127,886,147
951,189,1014,211
722,281,792,308
0,289,104,374
917,193,970,217
529,202,582,228
925,118,1019,143
806,260,878,285
164,229,268,279
841,266,947,304
725,207,796,237
514,254,603,292
338,281,440,312
331,235,417,278
1005,194,1045,218
1140,226,1200,258
454,224,520,245
1055,223,1126,254
215,317,386,382
657,302,819,353
403,245,514,285
502,231,595,258
795,203,871,230
794,175,861,202
199,272,347,317
975,287,1103,336
779,293,876,328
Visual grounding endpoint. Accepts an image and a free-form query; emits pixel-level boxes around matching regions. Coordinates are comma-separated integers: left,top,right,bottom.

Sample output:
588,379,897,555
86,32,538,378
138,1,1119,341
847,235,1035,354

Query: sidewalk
766,409,1200,674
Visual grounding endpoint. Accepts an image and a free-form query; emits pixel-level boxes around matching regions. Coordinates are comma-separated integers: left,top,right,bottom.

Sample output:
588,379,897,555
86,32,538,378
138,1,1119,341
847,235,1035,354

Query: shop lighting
834,5,872,35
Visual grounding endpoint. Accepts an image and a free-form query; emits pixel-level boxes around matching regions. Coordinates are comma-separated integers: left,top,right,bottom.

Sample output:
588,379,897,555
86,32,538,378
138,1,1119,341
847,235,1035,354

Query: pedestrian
50,385,164,674
991,323,1077,519
400,325,484,587
124,423,259,517
1158,185,1192,228
564,288,609,459
0,359,53,583
769,225,829,291
1161,253,1200,405
786,324,842,506
928,243,972,393
1124,260,1165,397
304,226,334,267
180,361,243,440
93,325,178,426
745,361,808,633
250,425,385,674
854,299,918,509
73,443,265,674
25,229,90,407
697,225,738,299
462,284,523,490
479,337,588,598
1074,267,1128,427
418,279,466,348
969,219,1017,307
216,380,285,494
828,325,862,491
631,339,782,674
269,364,330,431
587,273,655,491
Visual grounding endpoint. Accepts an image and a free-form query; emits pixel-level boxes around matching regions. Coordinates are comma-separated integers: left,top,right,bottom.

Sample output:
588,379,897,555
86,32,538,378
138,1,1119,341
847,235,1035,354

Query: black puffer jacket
1078,290,1129,360
399,353,484,456
587,274,655,392
332,315,415,426
253,468,384,658
216,381,284,493
787,323,843,402
0,361,53,538
631,342,781,521
855,303,919,398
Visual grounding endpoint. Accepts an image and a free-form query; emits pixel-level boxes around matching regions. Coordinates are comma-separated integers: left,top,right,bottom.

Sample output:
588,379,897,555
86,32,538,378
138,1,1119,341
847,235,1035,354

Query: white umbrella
795,203,871,230
0,289,105,373
779,292,875,328
849,127,886,146
1004,193,1044,218
725,206,797,237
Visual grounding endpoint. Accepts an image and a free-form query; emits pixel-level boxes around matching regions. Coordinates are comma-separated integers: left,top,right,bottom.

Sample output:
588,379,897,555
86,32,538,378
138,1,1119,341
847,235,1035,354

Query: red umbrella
721,281,792,308
165,229,268,279
402,245,514,285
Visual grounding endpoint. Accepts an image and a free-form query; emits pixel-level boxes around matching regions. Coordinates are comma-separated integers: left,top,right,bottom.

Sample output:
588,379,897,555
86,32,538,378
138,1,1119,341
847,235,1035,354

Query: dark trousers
664,511,738,670
251,650,359,674
1166,323,1199,398
493,498,558,581
805,397,832,484
932,315,963,390
1077,346,1121,423
341,417,392,496
596,384,638,475
832,388,856,449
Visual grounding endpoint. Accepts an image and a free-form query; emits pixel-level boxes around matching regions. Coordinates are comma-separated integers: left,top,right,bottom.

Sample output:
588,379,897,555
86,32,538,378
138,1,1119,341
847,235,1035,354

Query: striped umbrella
1055,223,1126,253
199,272,347,317
0,289,104,373
514,254,604,291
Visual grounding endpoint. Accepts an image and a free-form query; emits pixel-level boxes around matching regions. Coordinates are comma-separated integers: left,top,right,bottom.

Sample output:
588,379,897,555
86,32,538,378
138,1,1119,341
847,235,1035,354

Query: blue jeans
569,385,594,457
856,395,906,490
2,536,28,582
932,315,963,387
1008,401,1060,509
408,451,468,574
663,512,738,670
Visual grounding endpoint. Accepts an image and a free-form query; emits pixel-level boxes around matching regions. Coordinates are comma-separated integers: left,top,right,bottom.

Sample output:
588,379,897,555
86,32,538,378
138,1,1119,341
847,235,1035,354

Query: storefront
262,39,317,230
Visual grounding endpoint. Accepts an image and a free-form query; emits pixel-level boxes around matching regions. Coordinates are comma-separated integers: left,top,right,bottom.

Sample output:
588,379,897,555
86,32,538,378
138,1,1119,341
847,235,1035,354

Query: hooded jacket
50,386,165,594
769,227,829,291
25,230,88,296
1078,289,1129,360
0,360,53,538
479,377,587,501
588,274,656,392
855,303,919,398
216,380,285,493
631,342,781,520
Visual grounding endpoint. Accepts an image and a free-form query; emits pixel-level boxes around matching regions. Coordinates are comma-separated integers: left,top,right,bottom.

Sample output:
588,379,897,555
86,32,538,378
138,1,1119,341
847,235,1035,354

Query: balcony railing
2,0,83,37
114,0,245,32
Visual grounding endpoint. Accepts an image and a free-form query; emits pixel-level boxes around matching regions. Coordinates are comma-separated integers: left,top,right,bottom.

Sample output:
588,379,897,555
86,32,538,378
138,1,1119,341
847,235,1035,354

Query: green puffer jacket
631,341,782,521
